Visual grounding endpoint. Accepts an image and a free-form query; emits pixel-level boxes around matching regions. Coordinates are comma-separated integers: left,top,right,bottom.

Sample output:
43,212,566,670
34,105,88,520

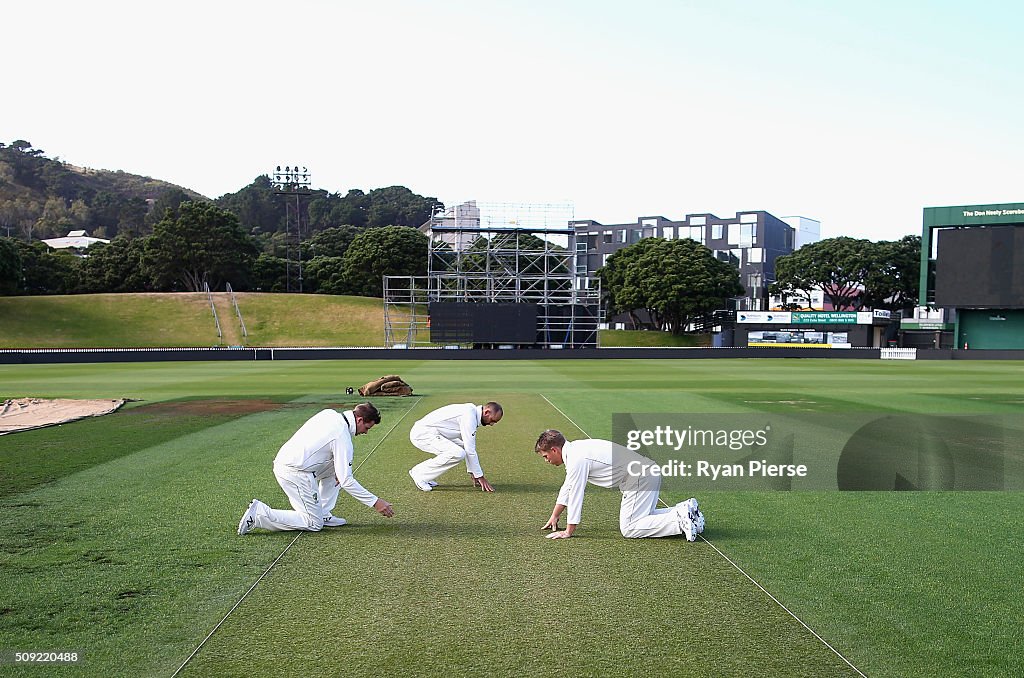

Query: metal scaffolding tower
384,201,601,348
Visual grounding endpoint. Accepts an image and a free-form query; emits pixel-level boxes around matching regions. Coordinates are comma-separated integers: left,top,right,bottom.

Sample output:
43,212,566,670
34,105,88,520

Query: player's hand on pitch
545,530,571,539
542,517,559,531
373,498,394,517
474,475,495,492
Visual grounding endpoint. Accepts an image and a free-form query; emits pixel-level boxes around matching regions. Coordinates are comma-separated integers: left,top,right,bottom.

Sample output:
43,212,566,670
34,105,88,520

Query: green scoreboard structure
921,202,1024,349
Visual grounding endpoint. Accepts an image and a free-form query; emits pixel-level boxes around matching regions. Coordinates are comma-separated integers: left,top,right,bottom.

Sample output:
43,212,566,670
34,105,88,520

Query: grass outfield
1,359,1022,676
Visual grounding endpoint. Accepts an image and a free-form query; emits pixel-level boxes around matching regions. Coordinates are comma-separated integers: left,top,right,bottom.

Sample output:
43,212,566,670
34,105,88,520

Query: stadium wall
3,347,1024,364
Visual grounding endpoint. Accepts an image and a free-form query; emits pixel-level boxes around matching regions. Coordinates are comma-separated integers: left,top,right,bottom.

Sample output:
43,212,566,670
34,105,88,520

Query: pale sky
6,0,1023,241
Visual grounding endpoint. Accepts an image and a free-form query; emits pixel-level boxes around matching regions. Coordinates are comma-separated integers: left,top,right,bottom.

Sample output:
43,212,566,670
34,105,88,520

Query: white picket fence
880,348,917,360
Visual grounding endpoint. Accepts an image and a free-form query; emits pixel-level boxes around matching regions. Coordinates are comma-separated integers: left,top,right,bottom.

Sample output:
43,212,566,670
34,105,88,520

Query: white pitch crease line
170,532,303,678
695,532,867,677
171,396,422,677
540,392,866,677
354,396,422,473
540,393,591,439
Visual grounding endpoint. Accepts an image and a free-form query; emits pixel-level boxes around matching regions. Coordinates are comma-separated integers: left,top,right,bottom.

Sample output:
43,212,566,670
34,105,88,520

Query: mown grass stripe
541,391,866,677
171,396,423,676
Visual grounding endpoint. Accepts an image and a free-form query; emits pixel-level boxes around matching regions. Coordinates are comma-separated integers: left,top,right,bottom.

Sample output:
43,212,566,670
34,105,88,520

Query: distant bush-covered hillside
0,139,206,241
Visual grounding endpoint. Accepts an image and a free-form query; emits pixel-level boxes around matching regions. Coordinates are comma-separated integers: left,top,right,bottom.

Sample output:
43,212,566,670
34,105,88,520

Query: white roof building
42,230,110,250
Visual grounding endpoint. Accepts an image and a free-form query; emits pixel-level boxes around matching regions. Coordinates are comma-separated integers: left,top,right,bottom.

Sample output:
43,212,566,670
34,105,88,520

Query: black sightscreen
935,226,1024,308
429,303,539,343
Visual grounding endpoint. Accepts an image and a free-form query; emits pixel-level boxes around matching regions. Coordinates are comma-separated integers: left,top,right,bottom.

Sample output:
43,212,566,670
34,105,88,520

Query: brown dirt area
126,399,285,417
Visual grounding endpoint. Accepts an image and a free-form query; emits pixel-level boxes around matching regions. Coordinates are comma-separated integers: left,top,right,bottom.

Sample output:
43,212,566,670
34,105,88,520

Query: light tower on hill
271,165,312,293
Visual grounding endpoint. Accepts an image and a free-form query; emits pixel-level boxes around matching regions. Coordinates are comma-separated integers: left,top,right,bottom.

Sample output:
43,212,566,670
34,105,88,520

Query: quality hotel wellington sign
737,311,874,325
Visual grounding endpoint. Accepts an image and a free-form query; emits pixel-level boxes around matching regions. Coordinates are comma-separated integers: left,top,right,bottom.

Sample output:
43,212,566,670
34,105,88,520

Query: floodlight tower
271,165,312,292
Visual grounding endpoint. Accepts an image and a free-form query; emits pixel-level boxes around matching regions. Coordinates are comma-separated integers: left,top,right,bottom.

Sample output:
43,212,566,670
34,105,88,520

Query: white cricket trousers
619,472,682,538
408,424,469,482
252,464,341,532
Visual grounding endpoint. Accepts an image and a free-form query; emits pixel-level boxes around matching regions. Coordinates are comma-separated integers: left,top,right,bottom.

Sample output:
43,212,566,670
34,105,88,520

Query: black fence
2,346,1023,365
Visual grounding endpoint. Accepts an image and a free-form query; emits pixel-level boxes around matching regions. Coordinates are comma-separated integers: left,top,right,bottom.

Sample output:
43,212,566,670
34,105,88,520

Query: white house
42,230,110,251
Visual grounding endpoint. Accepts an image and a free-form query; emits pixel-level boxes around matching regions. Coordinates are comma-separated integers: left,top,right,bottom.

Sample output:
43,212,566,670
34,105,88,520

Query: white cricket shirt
556,438,651,525
412,403,485,477
274,409,378,507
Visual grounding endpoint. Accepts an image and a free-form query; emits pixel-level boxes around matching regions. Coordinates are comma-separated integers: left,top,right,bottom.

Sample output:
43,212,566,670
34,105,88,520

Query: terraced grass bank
0,293,391,348
0,293,703,349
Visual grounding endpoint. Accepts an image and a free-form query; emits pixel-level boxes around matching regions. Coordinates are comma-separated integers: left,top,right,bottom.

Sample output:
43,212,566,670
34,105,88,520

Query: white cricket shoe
427,480,438,487
673,503,696,542
322,515,348,527
678,513,696,542
682,498,705,535
688,499,704,536
409,470,433,491
238,499,260,535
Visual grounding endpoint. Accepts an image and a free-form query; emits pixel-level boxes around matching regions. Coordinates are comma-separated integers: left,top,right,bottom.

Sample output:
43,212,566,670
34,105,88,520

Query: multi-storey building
570,211,819,311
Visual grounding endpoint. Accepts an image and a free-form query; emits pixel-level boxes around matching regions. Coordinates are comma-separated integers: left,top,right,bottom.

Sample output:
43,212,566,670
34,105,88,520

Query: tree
304,256,348,295
862,235,921,311
306,225,359,259
214,175,285,234
341,226,428,297
364,186,438,228
145,201,259,292
12,240,80,294
78,235,150,293
33,196,77,240
599,238,744,334
0,237,21,294
251,253,289,292
333,189,370,228
144,188,194,229
771,237,874,310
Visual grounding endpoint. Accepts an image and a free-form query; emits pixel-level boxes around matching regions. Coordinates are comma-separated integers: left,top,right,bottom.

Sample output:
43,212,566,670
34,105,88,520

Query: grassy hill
0,293,709,348
0,293,392,348
599,328,710,347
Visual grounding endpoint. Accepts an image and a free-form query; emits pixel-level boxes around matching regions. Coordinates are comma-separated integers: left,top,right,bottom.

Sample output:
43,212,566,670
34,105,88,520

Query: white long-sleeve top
412,403,485,477
556,438,650,525
274,409,378,507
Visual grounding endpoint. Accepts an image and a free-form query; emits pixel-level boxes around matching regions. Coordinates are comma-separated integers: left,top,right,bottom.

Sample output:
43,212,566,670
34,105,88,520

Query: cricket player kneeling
535,429,704,541
408,401,502,492
237,403,394,535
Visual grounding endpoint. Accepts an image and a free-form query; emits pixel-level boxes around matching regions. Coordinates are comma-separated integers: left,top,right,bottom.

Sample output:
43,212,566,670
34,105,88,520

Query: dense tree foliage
0,139,203,240
341,226,429,297
304,256,348,295
215,180,439,236
214,176,285,234
306,225,360,259
0,140,447,296
862,235,921,311
12,240,80,295
771,237,872,310
78,235,150,293
771,236,920,311
0,237,20,294
600,238,744,334
251,253,289,293
145,202,259,292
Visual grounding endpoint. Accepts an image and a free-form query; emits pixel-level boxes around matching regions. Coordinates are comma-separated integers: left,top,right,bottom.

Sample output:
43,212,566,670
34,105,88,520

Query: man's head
535,429,566,466
352,402,381,435
481,401,503,426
